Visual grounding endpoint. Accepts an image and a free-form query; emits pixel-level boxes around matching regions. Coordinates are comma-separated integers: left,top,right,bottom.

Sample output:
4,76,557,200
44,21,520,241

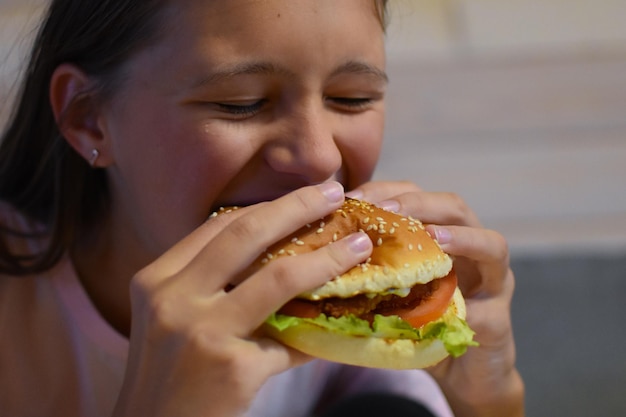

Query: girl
0,0,524,416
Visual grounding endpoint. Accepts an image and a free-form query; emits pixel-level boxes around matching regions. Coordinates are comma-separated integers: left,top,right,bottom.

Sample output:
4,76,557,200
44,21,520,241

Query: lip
210,174,345,217
215,178,343,208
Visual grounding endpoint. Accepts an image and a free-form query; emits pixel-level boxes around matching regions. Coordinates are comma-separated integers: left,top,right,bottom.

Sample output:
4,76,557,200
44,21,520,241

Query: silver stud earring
89,149,99,167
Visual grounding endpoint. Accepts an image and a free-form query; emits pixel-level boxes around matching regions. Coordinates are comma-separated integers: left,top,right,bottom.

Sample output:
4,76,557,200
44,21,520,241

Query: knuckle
264,260,300,294
227,215,266,245
130,270,159,309
131,266,158,293
398,180,420,192
325,243,354,276
144,290,181,330
444,192,469,223
292,186,316,211
488,229,510,261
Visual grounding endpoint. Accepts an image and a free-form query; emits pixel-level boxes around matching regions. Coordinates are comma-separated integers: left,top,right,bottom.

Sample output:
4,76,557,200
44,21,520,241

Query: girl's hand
348,181,525,417
113,182,373,417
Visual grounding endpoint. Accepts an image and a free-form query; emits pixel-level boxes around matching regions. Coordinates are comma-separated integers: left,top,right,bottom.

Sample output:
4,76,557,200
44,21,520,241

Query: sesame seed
393,222,400,228
408,244,414,251
266,253,273,259
333,233,338,241
291,237,298,243
277,249,285,255
389,227,396,234
320,221,325,228
363,217,370,224
295,240,305,246
377,238,383,246
316,228,324,234
418,244,423,251
287,250,296,256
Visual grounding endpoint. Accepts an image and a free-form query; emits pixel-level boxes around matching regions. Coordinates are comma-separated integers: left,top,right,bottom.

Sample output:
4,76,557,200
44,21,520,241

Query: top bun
255,198,453,300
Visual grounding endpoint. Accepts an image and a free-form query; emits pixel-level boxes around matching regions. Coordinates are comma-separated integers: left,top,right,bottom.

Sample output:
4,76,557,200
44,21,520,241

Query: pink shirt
0,203,453,417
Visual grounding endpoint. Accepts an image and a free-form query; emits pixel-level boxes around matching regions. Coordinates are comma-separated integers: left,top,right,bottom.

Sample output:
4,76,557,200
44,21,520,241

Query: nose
263,102,342,184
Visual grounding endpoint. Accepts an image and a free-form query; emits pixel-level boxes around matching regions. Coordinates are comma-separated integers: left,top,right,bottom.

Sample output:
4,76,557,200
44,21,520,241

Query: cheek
338,112,385,185
107,116,255,246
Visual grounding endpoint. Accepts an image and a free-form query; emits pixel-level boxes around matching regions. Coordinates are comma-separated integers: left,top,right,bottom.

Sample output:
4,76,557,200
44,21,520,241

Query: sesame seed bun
214,198,473,369
262,288,466,370
256,198,453,300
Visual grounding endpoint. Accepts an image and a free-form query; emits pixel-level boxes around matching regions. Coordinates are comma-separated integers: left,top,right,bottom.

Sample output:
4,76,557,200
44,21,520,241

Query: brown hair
0,0,389,275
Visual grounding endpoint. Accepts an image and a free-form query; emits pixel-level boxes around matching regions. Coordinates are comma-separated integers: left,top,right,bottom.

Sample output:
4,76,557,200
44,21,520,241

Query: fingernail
318,181,344,203
378,200,400,213
345,189,363,199
346,232,372,254
430,226,452,244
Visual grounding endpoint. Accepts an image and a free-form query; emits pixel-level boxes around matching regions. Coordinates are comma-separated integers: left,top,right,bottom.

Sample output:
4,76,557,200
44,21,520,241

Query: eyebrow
191,60,388,89
330,61,389,84
192,62,292,88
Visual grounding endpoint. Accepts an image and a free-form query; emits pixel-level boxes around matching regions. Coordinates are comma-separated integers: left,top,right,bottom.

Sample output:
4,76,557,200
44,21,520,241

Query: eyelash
213,97,375,117
216,100,266,116
328,97,374,111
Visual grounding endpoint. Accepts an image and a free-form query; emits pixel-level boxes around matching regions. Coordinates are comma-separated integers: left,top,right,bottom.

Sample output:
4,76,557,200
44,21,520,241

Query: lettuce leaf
265,310,478,358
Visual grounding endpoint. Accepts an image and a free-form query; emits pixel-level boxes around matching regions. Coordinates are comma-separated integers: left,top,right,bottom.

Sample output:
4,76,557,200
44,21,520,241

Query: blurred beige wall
384,0,626,59
381,0,626,257
0,0,46,126
1,0,625,256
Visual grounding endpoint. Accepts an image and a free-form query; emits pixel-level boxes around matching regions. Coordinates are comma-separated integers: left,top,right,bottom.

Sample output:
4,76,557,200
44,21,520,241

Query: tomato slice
390,271,457,329
277,271,458,328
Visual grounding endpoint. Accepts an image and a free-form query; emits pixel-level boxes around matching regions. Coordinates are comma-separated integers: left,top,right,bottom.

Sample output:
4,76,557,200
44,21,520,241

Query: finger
221,231,373,334
180,182,347,293
346,180,422,202
384,192,483,228
426,225,509,296
138,205,257,282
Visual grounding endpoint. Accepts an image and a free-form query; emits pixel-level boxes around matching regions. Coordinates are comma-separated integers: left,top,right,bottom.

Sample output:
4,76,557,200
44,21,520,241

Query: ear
49,64,113,167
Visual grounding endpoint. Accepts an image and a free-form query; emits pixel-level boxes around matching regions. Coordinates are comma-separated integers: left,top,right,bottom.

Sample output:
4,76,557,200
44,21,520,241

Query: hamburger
216,198,477,369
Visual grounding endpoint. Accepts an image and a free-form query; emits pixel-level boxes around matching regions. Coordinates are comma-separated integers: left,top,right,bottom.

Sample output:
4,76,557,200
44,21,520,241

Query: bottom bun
263,288,467,370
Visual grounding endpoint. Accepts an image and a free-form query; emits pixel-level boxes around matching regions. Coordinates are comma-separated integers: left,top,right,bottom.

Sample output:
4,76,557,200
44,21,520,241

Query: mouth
212,178,345,210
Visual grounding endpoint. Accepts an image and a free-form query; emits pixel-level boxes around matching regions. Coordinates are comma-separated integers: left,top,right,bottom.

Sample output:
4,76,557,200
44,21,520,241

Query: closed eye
327,97,375,112
215,100,266,117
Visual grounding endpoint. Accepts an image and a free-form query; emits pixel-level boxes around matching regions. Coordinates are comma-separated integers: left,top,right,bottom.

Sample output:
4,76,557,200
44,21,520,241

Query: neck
71,216,152,338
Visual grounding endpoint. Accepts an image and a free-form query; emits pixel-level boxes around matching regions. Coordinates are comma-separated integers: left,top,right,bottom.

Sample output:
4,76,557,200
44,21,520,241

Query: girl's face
100,0,387,254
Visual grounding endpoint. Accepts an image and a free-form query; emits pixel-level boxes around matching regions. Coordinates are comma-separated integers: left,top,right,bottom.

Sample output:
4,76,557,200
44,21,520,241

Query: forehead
153,0,385,66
